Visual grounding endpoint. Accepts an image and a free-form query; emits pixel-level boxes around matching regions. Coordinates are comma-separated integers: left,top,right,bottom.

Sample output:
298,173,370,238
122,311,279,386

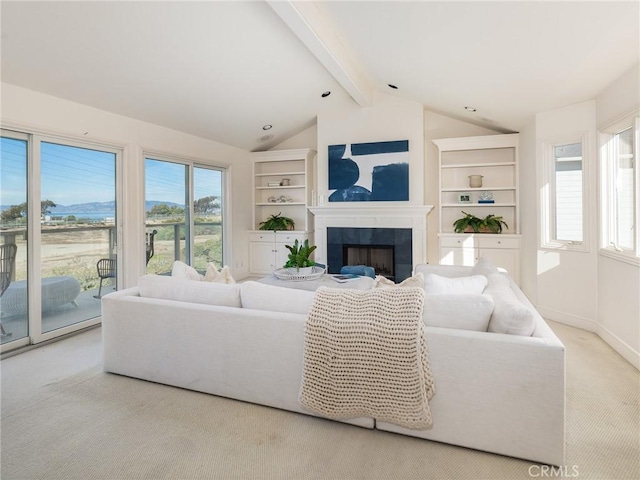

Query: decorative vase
469,175,484,188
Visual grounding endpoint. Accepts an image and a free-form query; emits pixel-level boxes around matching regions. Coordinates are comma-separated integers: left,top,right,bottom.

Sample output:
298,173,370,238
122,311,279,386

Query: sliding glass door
1,133,29,345
193,166,224,271
1,130,120,350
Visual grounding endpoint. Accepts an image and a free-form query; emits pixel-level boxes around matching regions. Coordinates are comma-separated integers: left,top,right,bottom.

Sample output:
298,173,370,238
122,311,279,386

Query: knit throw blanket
299,286,435,430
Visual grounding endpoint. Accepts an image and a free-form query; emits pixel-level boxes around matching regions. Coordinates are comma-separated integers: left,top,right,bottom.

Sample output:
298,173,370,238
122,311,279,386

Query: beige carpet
1,321,638,480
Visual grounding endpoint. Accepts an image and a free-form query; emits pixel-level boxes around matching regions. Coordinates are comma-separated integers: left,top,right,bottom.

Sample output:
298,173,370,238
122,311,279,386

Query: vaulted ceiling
2,1,638,151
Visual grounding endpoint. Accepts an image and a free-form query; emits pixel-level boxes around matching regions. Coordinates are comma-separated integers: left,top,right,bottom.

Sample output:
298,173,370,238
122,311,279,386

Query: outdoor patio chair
146,229,158,265
1,243,18,338
94,258,116,299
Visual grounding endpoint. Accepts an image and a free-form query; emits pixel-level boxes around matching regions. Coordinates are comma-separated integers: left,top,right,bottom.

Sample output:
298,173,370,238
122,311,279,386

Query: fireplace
344,245,394,279
327,227,412,282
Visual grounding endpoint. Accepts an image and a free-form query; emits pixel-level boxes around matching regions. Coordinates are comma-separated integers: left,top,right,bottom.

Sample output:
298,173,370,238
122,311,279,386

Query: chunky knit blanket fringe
299,286,435,430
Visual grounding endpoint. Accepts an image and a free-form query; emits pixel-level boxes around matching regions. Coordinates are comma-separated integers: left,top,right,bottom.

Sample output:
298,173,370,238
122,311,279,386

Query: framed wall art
328,140,409,202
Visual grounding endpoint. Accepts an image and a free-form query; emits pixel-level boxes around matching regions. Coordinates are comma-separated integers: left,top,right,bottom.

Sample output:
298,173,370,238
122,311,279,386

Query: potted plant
284,239,317,274
453,211,509,233
259,212,295,231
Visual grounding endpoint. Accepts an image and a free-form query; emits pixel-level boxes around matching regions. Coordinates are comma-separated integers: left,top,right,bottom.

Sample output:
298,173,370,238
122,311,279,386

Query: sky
1,137,222,209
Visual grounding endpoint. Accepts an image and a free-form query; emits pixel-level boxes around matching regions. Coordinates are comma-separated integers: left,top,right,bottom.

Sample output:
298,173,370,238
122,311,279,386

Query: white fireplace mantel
308,205,434,267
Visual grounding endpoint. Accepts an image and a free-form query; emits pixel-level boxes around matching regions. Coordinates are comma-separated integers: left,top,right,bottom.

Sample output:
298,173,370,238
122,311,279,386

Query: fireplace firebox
327,227,412,282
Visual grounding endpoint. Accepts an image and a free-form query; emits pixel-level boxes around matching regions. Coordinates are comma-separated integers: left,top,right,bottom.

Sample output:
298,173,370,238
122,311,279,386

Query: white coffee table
257,273,374,291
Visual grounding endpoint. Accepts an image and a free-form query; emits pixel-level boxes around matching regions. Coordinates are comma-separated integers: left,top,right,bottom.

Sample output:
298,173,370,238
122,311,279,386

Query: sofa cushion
374,272,424,289
424,273,487,294
171,260,203,281
471,257,501,277
240,281,315,315
423,293,494,331
484,274,535,336
204,263,236,284
139,274,241,308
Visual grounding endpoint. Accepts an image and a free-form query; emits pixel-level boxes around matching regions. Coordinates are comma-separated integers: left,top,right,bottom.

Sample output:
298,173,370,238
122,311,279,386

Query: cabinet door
249,242,277,274
439,246,478,266
274,245,289,270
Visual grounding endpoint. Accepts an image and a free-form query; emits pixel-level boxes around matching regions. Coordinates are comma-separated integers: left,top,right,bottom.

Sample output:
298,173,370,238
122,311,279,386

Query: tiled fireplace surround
308,206,434,283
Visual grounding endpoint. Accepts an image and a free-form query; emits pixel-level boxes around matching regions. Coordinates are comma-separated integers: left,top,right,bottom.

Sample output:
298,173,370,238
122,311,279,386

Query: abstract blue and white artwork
328,140,409,202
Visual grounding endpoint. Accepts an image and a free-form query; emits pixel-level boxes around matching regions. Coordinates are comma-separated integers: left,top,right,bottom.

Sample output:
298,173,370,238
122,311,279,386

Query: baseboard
536,305,639,371
536,305,597,332
595,324,640,371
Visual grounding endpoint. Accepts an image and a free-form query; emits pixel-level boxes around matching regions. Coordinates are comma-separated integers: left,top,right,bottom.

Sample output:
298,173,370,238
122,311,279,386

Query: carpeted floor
1,321,638,480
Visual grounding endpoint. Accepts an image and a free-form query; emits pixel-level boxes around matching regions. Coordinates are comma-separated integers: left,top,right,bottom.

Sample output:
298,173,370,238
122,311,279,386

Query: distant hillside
1,200,184,214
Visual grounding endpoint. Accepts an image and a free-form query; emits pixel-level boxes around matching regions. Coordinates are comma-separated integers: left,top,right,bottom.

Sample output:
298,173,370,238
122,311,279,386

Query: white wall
595,64,640,369
316,92,425,207
424,111,501,263
1,83,253,286
533,100,599,330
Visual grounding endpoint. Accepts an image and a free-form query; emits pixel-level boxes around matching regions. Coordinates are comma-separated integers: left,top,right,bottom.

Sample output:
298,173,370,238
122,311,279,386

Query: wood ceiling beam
266,0,374,107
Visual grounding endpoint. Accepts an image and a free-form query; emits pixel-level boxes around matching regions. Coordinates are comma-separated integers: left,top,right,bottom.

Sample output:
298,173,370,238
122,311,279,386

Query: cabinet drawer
249,232,276,243
439,236,477,248
275,232,306,244
477,237,520,249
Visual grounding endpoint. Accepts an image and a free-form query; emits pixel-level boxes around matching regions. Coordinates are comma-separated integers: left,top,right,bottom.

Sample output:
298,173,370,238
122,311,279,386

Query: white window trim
599,114,640,265
540,132,590,252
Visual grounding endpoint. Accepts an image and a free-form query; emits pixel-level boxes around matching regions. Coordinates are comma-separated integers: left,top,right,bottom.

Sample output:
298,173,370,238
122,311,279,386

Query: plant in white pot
284,239,317,274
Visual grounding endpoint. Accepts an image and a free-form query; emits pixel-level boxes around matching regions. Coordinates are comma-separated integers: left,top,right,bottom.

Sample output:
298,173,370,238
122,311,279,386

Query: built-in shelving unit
249,148,316,274
433,134,522,283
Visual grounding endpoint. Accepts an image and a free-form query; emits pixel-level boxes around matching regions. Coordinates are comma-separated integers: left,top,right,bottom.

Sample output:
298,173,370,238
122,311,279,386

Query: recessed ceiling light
321,91,331,98
388,84,398,90
464,106,477,112
262,125,272,131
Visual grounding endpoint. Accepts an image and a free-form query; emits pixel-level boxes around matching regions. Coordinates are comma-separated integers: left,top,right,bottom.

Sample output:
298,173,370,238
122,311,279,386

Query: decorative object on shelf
453,211,509,233
272,265,325,281
267,181,281,187
259,213,295,231
280,178,290,186
457,192,473,204
478,191,494,203
284,239,317,273
268,196,276,203
328,140,409,202
468,174,484,188
276,195,293,203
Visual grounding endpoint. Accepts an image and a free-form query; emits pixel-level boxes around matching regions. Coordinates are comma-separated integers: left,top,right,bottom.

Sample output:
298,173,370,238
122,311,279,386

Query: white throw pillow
374,272,424,289
240,281,315,315
424,273,487,294
484,274,535,336
204,264,236,284
139,274,241,308
423,293,494,331
471,257,500,277
171,260,203,281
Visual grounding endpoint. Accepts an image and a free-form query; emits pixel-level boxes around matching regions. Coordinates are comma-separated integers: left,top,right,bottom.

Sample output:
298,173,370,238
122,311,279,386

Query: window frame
540,132,590,252
599,115,640,265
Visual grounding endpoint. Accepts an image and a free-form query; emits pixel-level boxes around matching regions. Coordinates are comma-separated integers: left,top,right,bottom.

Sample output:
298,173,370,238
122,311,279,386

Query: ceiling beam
266,0,374,107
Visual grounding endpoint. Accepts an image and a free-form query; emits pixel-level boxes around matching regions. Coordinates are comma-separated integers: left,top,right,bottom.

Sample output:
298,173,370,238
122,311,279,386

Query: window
601,117,639,263
541,134,588,250
144,156,225,274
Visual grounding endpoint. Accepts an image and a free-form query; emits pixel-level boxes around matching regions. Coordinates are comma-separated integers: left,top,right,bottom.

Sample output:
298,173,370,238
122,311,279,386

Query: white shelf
441,186,515,192
255,202,306,206
255,185,304,190
442,203,516,207
441,162,516,169
254,171,305,177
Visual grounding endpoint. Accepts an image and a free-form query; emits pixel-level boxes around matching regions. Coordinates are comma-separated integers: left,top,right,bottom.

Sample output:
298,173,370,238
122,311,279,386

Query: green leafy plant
258,212,295,231
284,239,317,269
453,211,509,233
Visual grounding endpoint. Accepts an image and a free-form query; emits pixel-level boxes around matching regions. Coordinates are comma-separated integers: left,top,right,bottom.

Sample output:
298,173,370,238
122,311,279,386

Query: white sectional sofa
102,264,565,466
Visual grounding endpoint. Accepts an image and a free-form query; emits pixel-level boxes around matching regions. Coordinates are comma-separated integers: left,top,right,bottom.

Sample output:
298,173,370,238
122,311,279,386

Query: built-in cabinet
433,134,521,283
249,149,315,275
